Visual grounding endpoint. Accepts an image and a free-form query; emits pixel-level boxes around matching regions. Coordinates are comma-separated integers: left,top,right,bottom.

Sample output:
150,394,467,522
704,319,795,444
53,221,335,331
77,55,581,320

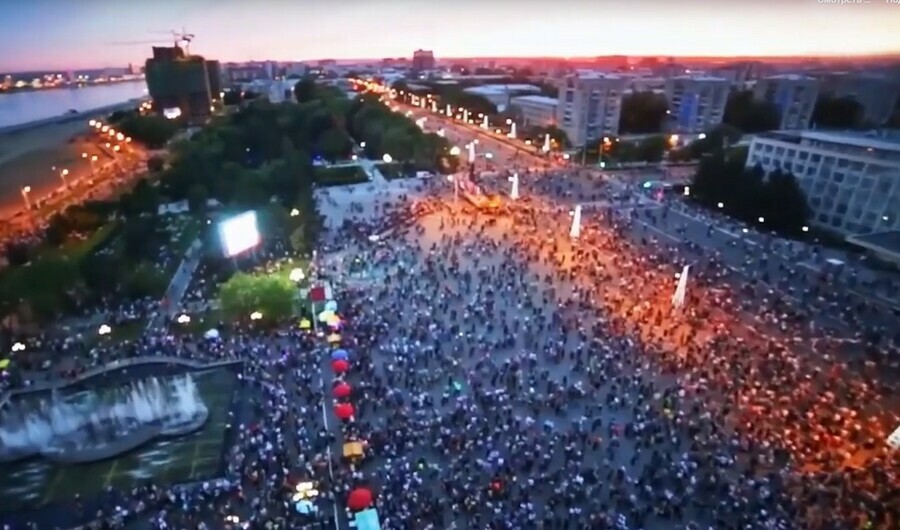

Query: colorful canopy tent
343,441,365,458
334,402,355,420
331,349,349,361
354,508,381,530
333,382,351,398
347,487,374,511
298,318,312,330
332,359,349,373
0,359,10,370
327,333,342,343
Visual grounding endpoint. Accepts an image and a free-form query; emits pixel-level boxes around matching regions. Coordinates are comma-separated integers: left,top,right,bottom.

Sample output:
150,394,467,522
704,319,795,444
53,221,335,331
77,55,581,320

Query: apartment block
556,73,627,146
753,74,819,130
664,76,729,133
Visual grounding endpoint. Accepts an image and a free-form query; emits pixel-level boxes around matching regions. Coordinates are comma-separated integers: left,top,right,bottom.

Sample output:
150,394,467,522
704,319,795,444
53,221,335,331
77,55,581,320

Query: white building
509,95,558,128
462,84,541,112
556,73,627,146
753,74,819,130
746,130,900,235
664,76,729,133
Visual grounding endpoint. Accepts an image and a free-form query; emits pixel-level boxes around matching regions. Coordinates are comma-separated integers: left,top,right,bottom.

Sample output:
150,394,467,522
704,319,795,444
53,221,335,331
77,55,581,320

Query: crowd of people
318,173,897,529
1,158,897,530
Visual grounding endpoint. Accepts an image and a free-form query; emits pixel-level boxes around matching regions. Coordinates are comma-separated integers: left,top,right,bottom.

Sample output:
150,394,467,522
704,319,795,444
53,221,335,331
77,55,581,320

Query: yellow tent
327,333,341,343
298,318,312,330
0,359,10,370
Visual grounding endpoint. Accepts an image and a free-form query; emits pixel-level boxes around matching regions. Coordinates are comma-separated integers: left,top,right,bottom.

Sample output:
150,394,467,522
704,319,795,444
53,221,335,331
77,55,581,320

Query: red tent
347,487,374,511
333,382,351,398
334,402,355,420
332,359,349,373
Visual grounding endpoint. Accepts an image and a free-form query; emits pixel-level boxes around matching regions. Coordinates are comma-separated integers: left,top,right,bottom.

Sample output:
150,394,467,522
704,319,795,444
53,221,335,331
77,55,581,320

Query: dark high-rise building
411,49,435,72
145,46,219,119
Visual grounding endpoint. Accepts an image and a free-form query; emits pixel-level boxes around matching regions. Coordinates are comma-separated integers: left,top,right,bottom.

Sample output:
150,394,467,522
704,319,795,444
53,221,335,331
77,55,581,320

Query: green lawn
314,165,369,187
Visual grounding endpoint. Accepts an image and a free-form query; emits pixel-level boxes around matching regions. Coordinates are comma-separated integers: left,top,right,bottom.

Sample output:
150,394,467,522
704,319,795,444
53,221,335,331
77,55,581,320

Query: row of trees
346,94,457,172
691,150,810,234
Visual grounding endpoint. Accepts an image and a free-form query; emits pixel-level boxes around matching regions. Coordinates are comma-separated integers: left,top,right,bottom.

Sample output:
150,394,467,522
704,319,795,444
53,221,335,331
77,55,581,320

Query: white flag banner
888,424,900,450
671,265,690,309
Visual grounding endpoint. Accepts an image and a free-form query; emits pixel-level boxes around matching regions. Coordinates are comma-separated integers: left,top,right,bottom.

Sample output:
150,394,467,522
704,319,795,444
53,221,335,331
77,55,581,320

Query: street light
449,146,461,156
59,168,69,188
88,120,96,127
289,268,306,282
717,202,724,209
11,342,26,353
250,311,263,321
698,133,707,140
98,324,112,336
20,186,32,210
116,132,125,141
176,314,191,324
758,216,765,223
382,153,393,163
801,226,809,232
290,208,300,217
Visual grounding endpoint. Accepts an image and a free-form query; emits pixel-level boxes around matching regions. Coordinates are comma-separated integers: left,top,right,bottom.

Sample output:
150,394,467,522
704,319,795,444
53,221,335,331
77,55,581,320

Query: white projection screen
218,211,261,257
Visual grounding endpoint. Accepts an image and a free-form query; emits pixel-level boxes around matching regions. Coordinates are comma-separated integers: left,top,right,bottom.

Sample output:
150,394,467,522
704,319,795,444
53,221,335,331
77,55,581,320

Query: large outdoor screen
218,211,260,257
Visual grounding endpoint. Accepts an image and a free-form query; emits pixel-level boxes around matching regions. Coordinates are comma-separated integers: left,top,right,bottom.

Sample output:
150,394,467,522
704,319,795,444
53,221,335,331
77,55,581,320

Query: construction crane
150,28,196,55
111,28,195,55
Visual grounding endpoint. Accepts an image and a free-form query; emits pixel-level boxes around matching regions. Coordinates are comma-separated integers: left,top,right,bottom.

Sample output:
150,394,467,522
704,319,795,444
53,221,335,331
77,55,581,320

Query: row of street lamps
18,119,133,213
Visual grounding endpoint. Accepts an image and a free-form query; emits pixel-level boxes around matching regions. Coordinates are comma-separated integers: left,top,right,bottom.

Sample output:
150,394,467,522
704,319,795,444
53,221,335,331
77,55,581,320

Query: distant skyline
1,0,900,71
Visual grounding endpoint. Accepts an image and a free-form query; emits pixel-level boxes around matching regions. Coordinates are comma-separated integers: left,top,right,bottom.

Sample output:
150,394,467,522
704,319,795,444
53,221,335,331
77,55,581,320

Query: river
0,81,148,129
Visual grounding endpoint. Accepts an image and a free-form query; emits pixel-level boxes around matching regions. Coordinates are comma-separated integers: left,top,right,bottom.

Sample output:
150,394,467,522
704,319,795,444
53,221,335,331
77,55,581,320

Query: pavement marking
636,221,681,244
43,468,65,503
188,437,203,478
102,458,120,489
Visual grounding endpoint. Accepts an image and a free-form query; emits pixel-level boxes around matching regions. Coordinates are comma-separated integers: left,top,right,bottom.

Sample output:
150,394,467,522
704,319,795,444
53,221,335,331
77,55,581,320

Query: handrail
0,356,243,409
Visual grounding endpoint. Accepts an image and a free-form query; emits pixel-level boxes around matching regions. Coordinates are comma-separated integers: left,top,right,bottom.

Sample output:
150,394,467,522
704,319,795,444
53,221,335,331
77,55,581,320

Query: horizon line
6,51,900,73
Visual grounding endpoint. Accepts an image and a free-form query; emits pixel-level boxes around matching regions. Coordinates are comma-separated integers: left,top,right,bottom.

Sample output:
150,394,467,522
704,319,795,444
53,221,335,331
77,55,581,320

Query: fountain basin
0,374,210,465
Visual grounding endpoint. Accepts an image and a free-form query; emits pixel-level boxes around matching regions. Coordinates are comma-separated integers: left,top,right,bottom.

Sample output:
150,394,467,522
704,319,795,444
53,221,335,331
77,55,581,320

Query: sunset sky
1,0,900,71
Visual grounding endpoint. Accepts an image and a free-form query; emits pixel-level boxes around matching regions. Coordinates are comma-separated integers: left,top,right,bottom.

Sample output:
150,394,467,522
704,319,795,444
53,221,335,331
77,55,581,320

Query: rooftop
847,230,900,262
510,95,558,106
762,74,816,81
463,84,541,95
758,129,900,155
670,75,729,82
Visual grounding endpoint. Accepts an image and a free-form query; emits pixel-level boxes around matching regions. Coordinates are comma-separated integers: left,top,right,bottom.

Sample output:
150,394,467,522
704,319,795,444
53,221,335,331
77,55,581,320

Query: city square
1,10,900,529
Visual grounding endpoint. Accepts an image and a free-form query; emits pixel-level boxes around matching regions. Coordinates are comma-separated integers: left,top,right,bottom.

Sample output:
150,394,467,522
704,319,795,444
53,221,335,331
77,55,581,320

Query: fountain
0,374,208,464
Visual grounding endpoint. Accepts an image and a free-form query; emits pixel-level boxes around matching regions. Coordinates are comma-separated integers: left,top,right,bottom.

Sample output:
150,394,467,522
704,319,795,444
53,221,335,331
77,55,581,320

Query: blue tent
355,508,381,530
331,349,349,361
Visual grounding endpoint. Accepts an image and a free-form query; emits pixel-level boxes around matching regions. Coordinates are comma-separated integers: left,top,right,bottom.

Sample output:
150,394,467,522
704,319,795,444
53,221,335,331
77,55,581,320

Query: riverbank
0,101,140,220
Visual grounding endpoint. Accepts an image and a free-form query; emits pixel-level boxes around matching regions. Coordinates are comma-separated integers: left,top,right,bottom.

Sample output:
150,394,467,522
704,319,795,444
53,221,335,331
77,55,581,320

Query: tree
812,94,864,129
186,184,209,212
691,151,810,234
3,242,31,266
147,155,165,172
293,76,318,103
219,273,296,323
117,114,178,148
620,91,669,134
316,128,353,162
723,90,780,133
222,90,243,106
123,263,167,299
121,217,160,261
